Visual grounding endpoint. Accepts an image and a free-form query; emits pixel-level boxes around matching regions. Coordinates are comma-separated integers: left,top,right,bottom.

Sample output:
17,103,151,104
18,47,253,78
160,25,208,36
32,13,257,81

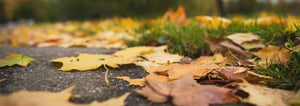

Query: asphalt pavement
0,47,173,106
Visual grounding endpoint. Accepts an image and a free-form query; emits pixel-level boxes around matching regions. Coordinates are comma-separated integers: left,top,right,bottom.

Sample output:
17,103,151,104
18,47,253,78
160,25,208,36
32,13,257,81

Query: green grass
127,17,287,57
256,51,300,90
125,16,300,90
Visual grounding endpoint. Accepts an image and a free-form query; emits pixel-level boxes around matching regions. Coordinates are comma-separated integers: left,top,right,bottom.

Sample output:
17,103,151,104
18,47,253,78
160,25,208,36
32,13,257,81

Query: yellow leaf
50,46,153,71
0,53,35,67
251,45,290,68
238,82,295,106
227,33,265,50
141,46,183,65
290,90,300,105
114,76,145,86
0,85,76,106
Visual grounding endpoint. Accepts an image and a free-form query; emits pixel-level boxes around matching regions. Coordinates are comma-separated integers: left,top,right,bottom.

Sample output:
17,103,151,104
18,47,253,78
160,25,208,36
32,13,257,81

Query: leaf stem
104,65,109,85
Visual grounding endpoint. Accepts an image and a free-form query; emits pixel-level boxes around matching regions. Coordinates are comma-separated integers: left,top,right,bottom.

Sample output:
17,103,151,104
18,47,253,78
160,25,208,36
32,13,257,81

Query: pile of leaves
1,6,300,106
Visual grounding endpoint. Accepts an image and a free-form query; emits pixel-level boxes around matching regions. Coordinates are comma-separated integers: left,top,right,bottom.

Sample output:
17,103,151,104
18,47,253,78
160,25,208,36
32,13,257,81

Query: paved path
0,47,172,106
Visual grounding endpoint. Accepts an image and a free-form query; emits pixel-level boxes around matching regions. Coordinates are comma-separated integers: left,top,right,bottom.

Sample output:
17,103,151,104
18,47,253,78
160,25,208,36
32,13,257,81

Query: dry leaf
205,36,252,61
50,54,125,71
290,90,300,105
0,79,7,82
0,85,76,106
50,46,153,71
0,53,35,67
136,74,233,106
227,33,265,50
238,82,295,106
89,92,130,106
195,16,231,28
114,76,145,86
141,45,183,65
251,45,290,68
115,66,170,86
153,56,220,80
162,6,188,24
215,66,249,80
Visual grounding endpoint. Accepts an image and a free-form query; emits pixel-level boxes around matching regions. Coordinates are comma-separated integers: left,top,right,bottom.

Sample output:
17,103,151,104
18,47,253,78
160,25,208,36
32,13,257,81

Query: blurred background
1,0,300,23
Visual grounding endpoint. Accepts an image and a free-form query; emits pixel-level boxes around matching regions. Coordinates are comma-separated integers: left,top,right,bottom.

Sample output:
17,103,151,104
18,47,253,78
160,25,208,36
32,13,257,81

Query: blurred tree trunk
0,1,5,24
146,0,152,17
216,0,226,17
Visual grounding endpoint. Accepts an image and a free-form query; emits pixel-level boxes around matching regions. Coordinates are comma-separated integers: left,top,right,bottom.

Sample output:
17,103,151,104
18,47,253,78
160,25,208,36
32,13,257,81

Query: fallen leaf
251,45,290,68
114,76,145,86
238,82,295,106
50,46,153,71
139,45,183,66
0,79,7,82
195,16,231,28
0,85,76,106
0,85,130,106
115,66,170,86
89,92,130,106
154,56,220,80
227,33,265,50
290,90,300,105
205,36,252,61
50,54,122,71
0,53,35,67
215,66,249,80
136,74,233,106
162,6,188,24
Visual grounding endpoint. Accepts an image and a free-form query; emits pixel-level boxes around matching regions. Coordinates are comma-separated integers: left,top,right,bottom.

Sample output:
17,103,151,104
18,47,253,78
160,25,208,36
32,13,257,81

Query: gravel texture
0,47,172,106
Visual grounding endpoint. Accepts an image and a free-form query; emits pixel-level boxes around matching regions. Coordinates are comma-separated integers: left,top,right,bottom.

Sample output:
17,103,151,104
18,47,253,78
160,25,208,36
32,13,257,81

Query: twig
104,64,109,85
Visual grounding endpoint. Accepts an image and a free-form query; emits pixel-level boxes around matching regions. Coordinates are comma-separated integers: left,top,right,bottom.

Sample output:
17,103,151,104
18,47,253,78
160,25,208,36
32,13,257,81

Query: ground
0,47,176,106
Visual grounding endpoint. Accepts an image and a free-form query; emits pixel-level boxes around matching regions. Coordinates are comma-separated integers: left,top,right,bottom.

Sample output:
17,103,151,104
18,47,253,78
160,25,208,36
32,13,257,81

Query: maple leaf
50,54,122,71
50,46,153,71
227,33,265,50
0,53,35,67
238,81,295,106
114,76,146,86
0,85,130,106
136,45,183,68
0,85,76,106
215,66,249,80
136,74,233,106
162,6,189,25
195,16,231,28
153,56,220,80
114,66,170,86
204,35,252,61
251,45,290,68
290,90,300,105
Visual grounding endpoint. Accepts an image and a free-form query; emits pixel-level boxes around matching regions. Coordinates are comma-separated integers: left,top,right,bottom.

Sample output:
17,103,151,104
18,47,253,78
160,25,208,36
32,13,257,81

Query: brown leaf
215,66,249,80
205,36,252,61
251,45,290,68
115,66,170,87
227,33,265,50
238,82,295,106
136,74,233,106
154,56,220,80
